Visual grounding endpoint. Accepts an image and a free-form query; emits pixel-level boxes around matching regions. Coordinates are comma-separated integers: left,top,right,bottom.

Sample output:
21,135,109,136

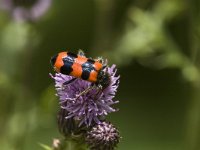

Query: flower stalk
52,138,87,150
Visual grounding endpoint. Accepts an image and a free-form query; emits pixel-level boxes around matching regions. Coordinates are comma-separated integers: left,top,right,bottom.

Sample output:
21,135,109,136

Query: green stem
56,138,87,150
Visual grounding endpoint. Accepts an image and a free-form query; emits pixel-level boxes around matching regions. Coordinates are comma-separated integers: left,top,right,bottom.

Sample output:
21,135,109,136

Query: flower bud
86,122,120,150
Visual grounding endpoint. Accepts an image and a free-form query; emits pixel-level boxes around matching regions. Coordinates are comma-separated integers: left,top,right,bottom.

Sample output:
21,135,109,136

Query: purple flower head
50,64,120,126
0,0,52,22
86,121,120,150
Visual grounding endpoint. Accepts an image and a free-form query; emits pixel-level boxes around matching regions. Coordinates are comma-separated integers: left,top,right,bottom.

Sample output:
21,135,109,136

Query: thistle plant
49,62,121,150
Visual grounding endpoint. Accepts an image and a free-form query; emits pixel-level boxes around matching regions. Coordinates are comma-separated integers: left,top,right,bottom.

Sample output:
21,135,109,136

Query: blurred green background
0,0,200,150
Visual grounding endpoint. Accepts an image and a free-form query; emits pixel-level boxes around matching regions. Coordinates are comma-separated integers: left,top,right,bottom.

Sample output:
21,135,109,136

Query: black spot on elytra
81,59,95,80
60,55,76,75
50,54,58,66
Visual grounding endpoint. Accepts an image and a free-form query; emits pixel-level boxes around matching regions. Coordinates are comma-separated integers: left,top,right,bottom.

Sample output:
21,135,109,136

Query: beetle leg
95,57,103,63
78,49,85,57
62,78,77,87
95,57,108,68
75,84,96,100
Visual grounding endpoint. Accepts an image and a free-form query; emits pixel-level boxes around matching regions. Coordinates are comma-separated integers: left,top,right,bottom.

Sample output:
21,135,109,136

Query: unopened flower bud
86,122,120,150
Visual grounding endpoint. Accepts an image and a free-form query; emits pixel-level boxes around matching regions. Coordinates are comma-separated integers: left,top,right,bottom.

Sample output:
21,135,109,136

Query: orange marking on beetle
71,63,83,78
94,61,103,71
88,70,98,82
75,55,88,64
54,52,67,72
70,55,88,78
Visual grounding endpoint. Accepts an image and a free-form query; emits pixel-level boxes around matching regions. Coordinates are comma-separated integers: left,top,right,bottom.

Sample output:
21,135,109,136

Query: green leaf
39,143,52,150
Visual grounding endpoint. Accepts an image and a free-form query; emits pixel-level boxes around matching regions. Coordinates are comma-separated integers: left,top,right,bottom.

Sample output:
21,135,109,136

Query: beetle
50,50,110,97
